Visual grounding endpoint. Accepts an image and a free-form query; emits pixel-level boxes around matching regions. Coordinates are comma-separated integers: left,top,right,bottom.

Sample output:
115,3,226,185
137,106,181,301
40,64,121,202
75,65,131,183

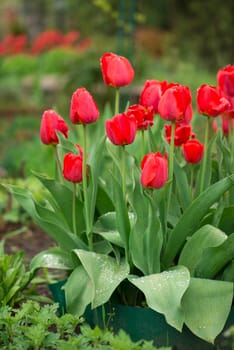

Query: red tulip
196,84,230,117
217,64,234,97
63,145,86,183
139,80,168,113
140,152,168,189
70,87,99,124
164,123,192,147
100,52,134,88
105,113,137,146
40,109,69,145
126,104,154,130
183,139,204,164
158,84,192,122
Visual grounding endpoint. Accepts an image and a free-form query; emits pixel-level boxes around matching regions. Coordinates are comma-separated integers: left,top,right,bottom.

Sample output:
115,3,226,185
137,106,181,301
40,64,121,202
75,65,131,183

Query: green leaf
218,205,234,235
195,232,234,278
93,212,124,247
182,277,233,343
88,135,107,226
163,175,234,267
73,249,130,309
221,260,234,282
194,132,217,197
4,185,86,251
129,266,190,331
64,265,93,317
129,167,163,275
173,158,192,211
95,182,114,216
30,248,75,273
33,172,86,235
178,225,227,275
112,172,131,252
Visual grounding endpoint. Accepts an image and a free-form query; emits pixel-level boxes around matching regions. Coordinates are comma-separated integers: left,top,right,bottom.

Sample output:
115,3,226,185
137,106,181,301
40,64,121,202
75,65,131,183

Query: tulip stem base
167,121,176,218
82,124,93,250
72,183,77,235
115,88,120,115
199,117,211,194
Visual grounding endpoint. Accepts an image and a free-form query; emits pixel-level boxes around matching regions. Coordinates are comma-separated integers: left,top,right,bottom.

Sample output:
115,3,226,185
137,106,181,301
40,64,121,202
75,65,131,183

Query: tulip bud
40,109,68,145
197,84,230,117
139,80,168,114
158,84,192,122
217,64,234,97
63,145,87,183
183,139,204,164
100,52,134,88
140,152,168,189
70,87,99,124
105,113,137,146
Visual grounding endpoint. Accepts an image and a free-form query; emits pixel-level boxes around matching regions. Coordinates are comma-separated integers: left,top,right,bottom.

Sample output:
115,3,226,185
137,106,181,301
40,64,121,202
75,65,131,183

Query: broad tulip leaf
88,135,107,228
30,247,75,273
182,277,233,343
194,132,217,197
163,175,234,267
218,205,234,235
195,232,234,278
129,168,163,275
5,185,87,251
178,225,227,275
64,265,93,316
33,172,86,235
221,260,234,282
129,266,190,331
174,158,192,211
95,184,114,216
93,212,124,247
73,249,130,309
111,172,131,252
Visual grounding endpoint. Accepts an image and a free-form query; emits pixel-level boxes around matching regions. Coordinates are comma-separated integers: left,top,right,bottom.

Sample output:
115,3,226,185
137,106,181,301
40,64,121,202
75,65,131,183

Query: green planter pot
48,280,233,350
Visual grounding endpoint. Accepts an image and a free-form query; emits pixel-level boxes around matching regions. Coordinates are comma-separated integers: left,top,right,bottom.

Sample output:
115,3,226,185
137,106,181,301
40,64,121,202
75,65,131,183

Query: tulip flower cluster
7,52,234,346
0,30,91,56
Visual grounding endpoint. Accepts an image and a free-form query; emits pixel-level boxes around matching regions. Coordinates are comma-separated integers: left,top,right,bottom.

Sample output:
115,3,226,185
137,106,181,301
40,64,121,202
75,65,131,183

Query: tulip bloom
105,113,137,146
139,80,168,113
126,104,154,130
40,109,69,145
217,64,234,97
197,84,230,117
70,87,99,124
183,139,204,164
140,152,168,189
100,52,134,88
63,145,86,183
165,123,192,146
158,84,192,122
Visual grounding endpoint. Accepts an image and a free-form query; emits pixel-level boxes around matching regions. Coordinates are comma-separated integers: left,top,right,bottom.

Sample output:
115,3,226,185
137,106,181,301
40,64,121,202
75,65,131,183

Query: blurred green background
0,0,233,178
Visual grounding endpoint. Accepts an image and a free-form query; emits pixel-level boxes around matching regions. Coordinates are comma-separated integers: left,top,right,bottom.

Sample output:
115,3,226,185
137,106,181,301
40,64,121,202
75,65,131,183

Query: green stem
166,121,176,224
72,183,77,235
141,129,145,159
82,124,92,250
190,164,194,199
115,87,120,115
54,145,63,183
168,122,176,182
199,116,210,193
122,145,127,200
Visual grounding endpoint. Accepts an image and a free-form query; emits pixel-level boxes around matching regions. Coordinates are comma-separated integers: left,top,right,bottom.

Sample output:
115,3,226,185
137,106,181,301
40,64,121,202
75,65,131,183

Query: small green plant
0,300,170,350
0,229,51,308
